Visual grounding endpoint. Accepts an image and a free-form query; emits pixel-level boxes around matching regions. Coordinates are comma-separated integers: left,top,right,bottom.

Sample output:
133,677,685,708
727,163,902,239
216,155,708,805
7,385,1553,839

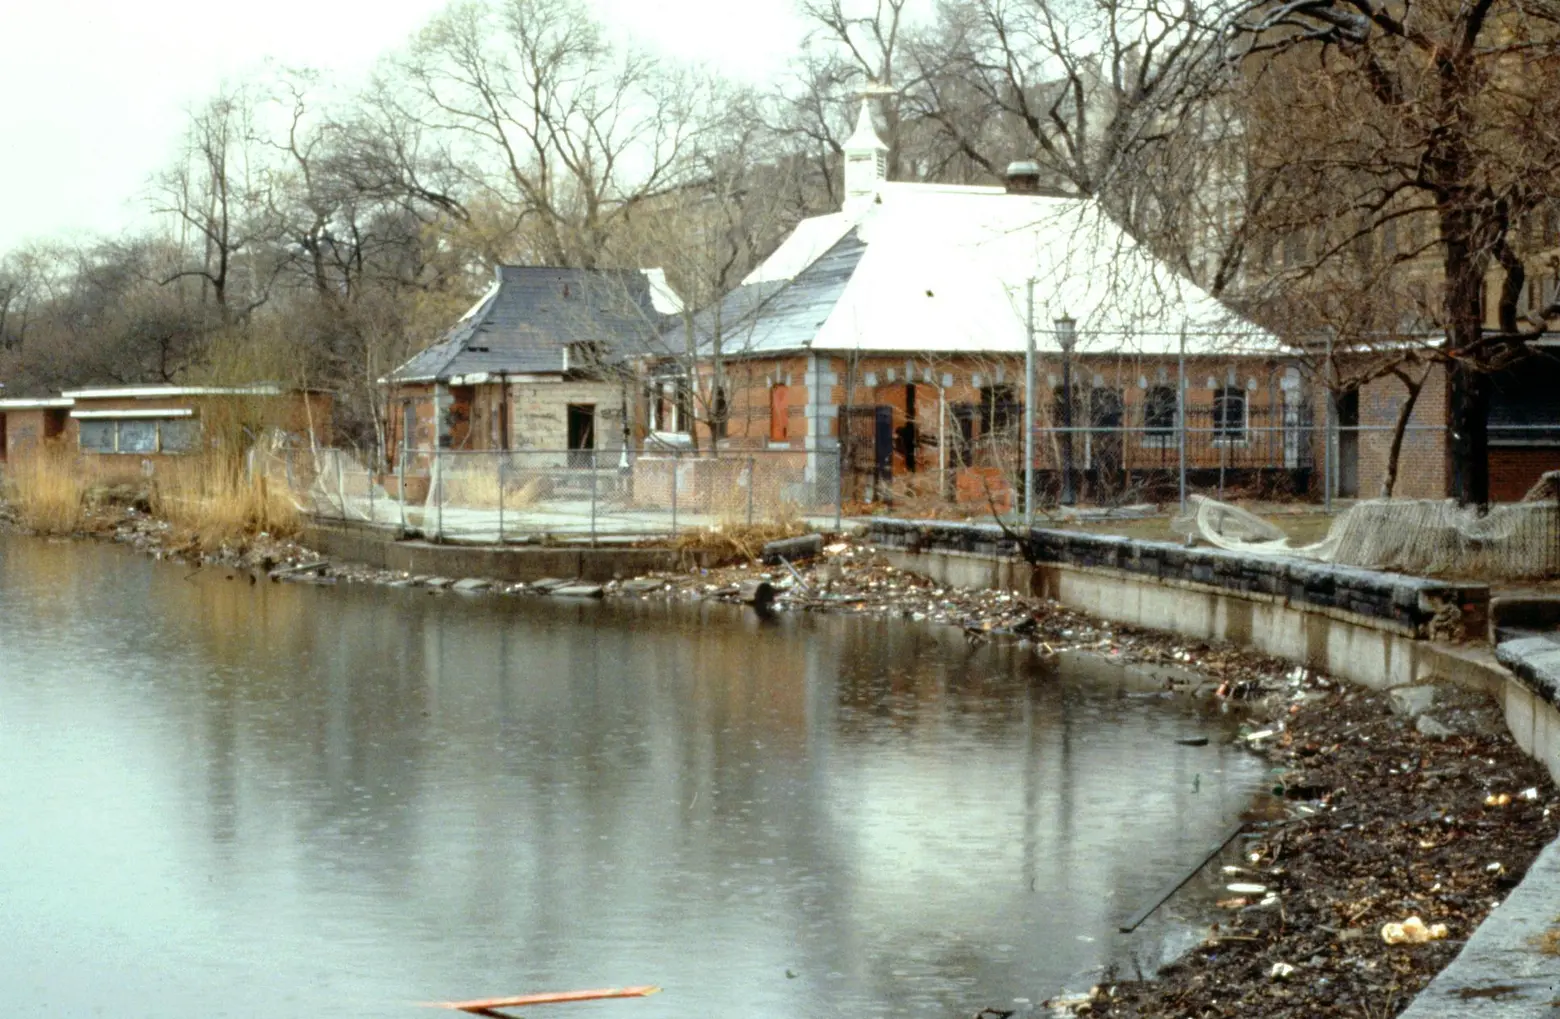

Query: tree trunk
1440,199,1490,509
1447,357,1489,508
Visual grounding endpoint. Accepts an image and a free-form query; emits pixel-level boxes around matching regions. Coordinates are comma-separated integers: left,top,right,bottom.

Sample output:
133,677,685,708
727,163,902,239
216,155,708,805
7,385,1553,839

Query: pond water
0,535,1271,1019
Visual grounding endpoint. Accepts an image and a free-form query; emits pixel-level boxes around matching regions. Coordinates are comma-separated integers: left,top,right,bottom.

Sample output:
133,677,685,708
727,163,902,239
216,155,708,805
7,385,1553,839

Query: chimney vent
1005,160,1042,194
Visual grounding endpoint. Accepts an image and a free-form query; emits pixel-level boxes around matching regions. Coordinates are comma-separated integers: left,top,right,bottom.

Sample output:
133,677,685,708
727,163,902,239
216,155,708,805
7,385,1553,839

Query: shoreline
4,502,1557,1017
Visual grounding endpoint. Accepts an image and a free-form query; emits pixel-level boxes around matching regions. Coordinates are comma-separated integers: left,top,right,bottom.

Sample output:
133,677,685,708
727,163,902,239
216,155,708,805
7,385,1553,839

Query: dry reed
678,473,808,564
152,454,300,547
1,445,88,534
439,465,543,510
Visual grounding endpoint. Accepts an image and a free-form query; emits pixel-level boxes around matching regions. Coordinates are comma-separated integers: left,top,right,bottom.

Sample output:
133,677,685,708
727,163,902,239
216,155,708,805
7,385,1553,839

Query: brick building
1352,353,1560,502
657,102,1297,508
384,265,681,467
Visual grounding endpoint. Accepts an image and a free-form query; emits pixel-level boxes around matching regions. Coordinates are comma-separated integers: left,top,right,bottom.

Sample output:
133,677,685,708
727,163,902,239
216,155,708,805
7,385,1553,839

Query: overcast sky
0,0,805,254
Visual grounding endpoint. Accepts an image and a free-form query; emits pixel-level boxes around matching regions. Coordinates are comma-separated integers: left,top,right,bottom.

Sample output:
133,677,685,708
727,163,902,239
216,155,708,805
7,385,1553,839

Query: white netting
250,439,396,524
1174,472,1560,579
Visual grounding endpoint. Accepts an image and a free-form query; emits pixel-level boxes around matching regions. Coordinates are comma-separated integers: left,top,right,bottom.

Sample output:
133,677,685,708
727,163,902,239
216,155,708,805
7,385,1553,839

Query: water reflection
0,537,1266,1019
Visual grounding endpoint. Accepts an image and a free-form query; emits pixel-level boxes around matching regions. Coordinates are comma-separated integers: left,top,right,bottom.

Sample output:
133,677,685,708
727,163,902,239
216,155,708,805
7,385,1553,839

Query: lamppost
1056,315,1077,506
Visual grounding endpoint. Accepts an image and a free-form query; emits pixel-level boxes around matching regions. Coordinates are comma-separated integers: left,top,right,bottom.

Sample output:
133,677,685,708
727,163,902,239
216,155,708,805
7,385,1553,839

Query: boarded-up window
769,385,789,442
160,419,201,452
80,420,116,452
118,421,158,453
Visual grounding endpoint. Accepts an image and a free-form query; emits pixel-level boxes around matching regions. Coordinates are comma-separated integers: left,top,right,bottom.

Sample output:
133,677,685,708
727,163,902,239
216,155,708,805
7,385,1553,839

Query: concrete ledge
301,520,696,583
863,518,1490,643
1499,635,1560,705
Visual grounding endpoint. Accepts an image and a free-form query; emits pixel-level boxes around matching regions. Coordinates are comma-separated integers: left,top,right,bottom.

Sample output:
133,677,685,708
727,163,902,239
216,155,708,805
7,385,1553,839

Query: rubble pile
1079,682,1558,1019
616,543,1307,682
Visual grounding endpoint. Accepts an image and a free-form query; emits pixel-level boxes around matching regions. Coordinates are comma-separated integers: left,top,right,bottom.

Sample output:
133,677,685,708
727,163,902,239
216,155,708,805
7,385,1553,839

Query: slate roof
664,231,868,358
392,267,677,382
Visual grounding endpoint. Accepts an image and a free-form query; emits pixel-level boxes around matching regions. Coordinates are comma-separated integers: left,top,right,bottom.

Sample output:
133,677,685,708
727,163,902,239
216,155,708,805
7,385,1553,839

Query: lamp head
1054,315,1077,352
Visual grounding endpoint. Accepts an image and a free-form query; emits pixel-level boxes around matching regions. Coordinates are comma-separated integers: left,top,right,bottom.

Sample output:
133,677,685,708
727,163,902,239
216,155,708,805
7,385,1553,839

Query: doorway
567,404,595,468
1336,389,1359,498
874,405,894,484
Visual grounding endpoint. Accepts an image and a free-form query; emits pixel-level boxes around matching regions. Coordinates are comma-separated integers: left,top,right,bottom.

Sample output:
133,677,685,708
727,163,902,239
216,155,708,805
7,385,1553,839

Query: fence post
335,450,346,521
398,445,407,538
497,453,506,545
747,456,755,527
590,449,598,548
1324,333,1335,513
834,449,843,534
670,450,679,535
436,450,445,542
368,452,375,524
1177,328,1187,515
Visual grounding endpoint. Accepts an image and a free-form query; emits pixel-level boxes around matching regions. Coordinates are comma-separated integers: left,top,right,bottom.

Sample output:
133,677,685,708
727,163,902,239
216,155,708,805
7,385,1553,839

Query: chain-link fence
281,447,842,543
842,403,1320,509
841,397,1560,514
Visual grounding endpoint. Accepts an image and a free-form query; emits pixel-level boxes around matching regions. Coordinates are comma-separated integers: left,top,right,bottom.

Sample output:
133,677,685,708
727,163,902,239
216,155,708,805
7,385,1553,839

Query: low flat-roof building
0,398,72,463
0,385,330,464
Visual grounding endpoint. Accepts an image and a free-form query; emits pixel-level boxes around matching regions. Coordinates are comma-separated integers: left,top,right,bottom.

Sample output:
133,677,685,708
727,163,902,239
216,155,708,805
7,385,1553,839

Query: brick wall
1357,365,1448,499
1491,448,1560,502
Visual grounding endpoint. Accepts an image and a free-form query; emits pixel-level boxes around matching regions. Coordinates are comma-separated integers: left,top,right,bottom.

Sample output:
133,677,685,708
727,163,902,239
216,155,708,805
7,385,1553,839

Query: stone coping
862,517,1489,642
1498,633,1560,707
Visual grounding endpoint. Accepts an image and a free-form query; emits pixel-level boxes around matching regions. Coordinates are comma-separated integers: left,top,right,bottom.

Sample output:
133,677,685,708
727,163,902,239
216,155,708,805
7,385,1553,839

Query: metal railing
839,403,1560,511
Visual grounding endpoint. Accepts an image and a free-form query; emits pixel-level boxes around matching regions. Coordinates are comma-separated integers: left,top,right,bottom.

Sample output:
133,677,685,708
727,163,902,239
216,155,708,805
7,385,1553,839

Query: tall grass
152,454,300,547
1,445,88,534
439,463,542,510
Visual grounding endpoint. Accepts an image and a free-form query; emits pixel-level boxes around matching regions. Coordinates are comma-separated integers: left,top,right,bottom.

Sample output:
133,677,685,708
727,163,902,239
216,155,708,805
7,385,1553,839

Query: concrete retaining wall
864,518,1490,692
301,520,694,583
861,517,1560,791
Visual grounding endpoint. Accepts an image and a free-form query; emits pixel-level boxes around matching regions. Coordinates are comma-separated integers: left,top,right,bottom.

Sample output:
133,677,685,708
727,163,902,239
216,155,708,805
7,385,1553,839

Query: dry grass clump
679,485,809,564
152,454,300,547
1,445,88,534
438,465,543,510
675,519,809,564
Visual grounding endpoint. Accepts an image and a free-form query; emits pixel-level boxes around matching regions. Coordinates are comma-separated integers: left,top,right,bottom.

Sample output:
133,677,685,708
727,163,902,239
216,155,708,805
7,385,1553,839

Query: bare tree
391,0,717,269
1227,0,1560,505
151,86,280,322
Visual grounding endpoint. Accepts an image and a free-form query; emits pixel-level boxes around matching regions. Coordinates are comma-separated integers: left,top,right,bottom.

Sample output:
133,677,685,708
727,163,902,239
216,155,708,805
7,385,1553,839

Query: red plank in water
428,986,661,1013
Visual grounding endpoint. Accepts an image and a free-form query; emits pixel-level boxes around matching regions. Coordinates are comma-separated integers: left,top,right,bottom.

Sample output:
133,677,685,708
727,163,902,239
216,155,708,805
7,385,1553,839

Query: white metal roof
71,408,195,420
0,398,73,409
60,385,287,400
732,182,1278,358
